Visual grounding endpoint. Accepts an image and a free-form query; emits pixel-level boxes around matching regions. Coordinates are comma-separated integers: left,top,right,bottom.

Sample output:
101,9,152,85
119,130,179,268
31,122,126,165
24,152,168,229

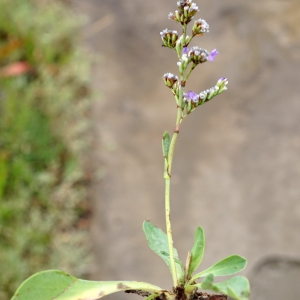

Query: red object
0,61,30,77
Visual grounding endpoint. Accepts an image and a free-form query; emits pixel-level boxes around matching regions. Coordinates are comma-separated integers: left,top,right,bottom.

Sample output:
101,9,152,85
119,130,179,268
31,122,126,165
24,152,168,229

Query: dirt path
74,1,300,299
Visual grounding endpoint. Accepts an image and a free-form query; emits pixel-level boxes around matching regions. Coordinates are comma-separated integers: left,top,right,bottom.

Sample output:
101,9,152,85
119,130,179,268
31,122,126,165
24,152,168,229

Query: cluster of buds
183,78,228,113
192,18,209,36
187,46,209,64
177,47,219,74
183,90,199,113
183,47,219,65
168,0,199,25
160,29,179,49
199,77,229,102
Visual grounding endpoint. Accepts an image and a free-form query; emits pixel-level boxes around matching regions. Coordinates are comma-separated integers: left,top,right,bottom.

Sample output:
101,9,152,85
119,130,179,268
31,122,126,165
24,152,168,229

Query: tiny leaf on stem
162,131,171,158
143,220,184,283
188,226,205,277
11,270,165,300
190,255,247,281
162,132,171,178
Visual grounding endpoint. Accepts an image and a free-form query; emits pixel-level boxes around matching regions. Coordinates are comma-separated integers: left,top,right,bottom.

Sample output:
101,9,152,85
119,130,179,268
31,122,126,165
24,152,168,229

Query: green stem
183,25,187,44
164,23,187,288
184,64,195,82
165,107,182,287
165,177,177,287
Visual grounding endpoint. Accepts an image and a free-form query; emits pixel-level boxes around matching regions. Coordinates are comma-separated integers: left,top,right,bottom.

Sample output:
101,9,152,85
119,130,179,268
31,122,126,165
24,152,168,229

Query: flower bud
163,73,179,88
207,87,218,100
172,82,180,97
177,0,193,11
218,86,228,94
192,19,209,36
160,29,179,49
186,100,192,113
199,91,208,104
215,77,228,94
177,61,183,73
183,6,189,18
185,35,191,45
175,38,182,54
216,77,228,88
181,53,190,69
175,10,181,21
188,3,198,18
168,12,176,20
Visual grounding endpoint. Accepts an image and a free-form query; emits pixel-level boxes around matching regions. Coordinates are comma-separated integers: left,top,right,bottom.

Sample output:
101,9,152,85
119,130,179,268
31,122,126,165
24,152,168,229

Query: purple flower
182,47,189,55
207,49,219,62
184,90,199,103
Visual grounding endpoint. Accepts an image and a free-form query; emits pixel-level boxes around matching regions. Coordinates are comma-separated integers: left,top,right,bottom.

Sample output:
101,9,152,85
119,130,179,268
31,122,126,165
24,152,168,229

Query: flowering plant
11,1,250,300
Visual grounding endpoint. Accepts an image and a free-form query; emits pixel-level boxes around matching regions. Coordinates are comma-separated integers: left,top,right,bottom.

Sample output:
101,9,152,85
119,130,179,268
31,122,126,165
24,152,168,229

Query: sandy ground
73,1,300,299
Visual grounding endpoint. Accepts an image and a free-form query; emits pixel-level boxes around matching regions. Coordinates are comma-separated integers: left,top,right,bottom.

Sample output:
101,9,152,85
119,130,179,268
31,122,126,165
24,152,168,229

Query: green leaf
162,131,171,158
160,251,185,268
199,274,215,291
162,132,171,178
191,276,250,300
144,294,160,300
188,226,205,277
143,221,184,283
11,270,165,300
213,276,250,300
190,255,247,281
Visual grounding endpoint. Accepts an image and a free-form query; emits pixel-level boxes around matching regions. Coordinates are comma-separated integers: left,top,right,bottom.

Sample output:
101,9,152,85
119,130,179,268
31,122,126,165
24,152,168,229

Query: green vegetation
0,1,93,299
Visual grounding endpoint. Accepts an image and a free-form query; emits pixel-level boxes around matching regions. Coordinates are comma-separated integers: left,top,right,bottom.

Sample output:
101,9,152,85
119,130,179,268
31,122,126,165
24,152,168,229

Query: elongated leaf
11,270,166,300
191,255,247,280
188,226,205,277
162,131,171,158
192,275,250,300
143,221,184,283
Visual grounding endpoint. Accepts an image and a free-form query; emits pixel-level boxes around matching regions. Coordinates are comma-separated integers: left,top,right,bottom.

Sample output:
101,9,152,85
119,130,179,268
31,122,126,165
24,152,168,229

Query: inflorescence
161,0,227,118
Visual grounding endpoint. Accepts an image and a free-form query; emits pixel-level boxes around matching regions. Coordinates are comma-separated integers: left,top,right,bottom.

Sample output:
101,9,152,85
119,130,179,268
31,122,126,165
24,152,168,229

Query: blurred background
0,0,93,299
1,0,300,299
